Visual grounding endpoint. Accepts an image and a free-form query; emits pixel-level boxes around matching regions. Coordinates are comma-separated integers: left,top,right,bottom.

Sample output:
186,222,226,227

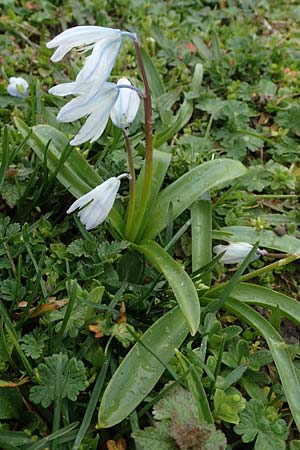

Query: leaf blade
143,159,246,240
135,241,200,335
98,307,189,428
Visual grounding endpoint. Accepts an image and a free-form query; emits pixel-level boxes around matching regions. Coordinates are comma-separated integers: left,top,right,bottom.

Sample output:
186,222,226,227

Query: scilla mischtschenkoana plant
15,24,300,437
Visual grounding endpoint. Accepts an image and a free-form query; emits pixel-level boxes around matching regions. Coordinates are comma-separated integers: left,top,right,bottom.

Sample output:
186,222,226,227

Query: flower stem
123,128,136,236
126,37,153,241
208,253,300,296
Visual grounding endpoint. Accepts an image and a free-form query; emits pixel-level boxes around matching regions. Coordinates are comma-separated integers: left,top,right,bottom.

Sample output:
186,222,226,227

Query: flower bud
213,242,262,265
7,77,28,98
110,78,140,129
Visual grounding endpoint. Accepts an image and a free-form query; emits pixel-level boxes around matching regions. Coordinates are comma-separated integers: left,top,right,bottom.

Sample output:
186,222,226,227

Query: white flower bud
213,242,262,264
110,78,140,129
7,77,28,98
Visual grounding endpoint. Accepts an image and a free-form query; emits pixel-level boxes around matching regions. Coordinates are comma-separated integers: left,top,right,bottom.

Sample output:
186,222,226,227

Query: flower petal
47,26,122,62
47,25,121,49
69,88,119,145
76,37,122,86
48,81,85,96
57,83,118,123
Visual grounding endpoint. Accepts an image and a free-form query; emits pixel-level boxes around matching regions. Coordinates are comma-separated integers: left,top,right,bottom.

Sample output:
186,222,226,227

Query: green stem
124,129,136,236
209,253,300,296
127,38,153,241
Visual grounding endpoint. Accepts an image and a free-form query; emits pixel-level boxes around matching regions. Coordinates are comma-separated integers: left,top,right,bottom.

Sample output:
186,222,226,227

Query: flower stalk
123,128,136,236
208,253,300,296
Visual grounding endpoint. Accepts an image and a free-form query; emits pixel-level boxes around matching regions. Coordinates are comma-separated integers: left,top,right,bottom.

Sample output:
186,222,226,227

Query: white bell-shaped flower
213,242,262,264
67,174,128,230
53,82,119,146
7,77,28,97
47,26,135,92
110,78,141,129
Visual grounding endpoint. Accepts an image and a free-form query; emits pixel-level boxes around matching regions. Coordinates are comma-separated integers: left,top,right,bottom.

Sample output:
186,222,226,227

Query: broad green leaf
141,47,165,98
230,283,300,323
143,159,246,240
219,226,300,253
154,97,193,147
135,241,200,335
98,307,189,428
224,298,300,431
14,119,100,197
14,119,124,235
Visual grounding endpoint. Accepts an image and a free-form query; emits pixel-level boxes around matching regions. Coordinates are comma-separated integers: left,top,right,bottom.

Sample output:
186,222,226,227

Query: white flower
47,26,135,91
213,242,262,264
110,78,140,129
7,77,28,97
54,82,119,146
67,174,128,230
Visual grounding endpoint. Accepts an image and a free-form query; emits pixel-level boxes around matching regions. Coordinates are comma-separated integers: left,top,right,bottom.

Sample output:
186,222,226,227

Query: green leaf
14,119,100,197
127,150,171,241
140,47,165,98
175,350,213,423
153,97,193,148
134,385,226,450
213,387,246,424
135,241,200,335
98,307,189,428
0,389,23,419
290,441,300,450
30,353,88,407
133,423,174,450
0,430,31,449
234,399,288,450
192,36,213,61
142,159,246,240
230,283,300,323
219,226,300,253
191,199,212,285
14,119,124,235
224,298,300,431
20,330,48,360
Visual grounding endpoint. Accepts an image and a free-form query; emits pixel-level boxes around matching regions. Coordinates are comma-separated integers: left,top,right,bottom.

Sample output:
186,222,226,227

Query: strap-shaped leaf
224,298,300,431
135,240,200,335
140,47,165,98
14,119,124,235
142,159,246,240
153,97,193,147
230,283,300,323
219,226,300,253
98,307,188,428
